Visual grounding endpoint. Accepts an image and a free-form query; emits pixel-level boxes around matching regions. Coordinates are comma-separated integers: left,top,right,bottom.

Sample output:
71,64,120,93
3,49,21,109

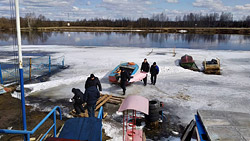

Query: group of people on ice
71,58,159,116
71,74,102,116
140,58,159,86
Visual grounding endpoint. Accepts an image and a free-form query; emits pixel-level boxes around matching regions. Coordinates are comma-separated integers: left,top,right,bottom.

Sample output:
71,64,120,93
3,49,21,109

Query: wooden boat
180,54,200,71
109,62,139,83
203,59,220,74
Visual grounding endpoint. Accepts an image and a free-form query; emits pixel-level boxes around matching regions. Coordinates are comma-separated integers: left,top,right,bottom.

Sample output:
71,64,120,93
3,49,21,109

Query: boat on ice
203,58,220,74
109,62,139,83
179,54,200,71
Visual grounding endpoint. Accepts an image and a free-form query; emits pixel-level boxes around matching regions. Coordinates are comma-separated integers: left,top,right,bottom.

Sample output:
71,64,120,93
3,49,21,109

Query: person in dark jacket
150,62,159,85
85,74,102,91
120,68,130,95
71,88,85,115
84,86,100,117
140,58,150,86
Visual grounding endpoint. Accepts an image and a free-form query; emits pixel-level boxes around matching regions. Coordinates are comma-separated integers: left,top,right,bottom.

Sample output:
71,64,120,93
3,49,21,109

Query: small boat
203,58,220,74
180,54,200,71
109,62,139,83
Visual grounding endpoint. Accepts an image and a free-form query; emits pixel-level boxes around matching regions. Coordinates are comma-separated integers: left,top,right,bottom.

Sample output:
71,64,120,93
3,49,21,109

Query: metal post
53,111,56,137
29,58,31,81
15,0,28,140
49,56,51,74
0,64,3,84
123,111,125,141
62,58,64,67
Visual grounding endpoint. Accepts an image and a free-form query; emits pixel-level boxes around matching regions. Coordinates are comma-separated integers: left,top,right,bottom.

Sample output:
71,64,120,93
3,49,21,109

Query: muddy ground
1,89,185,141
0,91,113,141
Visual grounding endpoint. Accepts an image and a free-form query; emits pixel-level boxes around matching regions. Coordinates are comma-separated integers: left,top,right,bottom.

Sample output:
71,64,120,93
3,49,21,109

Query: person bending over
71,88,85,115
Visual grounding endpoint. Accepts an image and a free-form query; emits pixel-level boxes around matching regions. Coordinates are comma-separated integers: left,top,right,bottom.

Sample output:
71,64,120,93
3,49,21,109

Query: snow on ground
1,45,250,140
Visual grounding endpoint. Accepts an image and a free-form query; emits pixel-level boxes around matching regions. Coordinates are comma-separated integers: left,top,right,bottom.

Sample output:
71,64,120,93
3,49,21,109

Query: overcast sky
0,0,250,21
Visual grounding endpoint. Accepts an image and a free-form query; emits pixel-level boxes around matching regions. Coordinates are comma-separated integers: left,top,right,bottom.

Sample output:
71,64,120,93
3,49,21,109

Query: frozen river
1,31,250,140
2,45,249,140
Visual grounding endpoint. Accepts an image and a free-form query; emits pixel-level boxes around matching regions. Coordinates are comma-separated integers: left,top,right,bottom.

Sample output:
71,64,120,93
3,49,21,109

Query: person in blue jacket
84,86,100,117
150,62,159,85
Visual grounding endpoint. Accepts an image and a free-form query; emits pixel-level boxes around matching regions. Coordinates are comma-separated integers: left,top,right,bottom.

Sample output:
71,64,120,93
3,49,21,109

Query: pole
0,64,3,84
29,58,31,81
49,56,51,74
62,58,64,67
15,0,28,140
53,111,56,137
123,111,124,141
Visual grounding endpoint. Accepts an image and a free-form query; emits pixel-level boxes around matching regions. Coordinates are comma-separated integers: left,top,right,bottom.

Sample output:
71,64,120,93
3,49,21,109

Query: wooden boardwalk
198,110,250,141
70,94,124,118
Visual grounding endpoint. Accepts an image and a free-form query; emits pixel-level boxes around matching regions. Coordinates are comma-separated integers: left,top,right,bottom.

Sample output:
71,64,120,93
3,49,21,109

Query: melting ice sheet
2,45,250,139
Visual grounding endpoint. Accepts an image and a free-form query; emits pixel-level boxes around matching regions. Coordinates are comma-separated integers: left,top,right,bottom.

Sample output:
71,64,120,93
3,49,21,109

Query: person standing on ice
85,74,102,92
71,88,85,115
150,62,159,85
84,86,100,117
140,58,150,86
120,68,130,95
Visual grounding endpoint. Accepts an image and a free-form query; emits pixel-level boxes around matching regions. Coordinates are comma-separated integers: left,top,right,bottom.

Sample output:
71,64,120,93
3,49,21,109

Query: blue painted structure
195,115,208,141
0,106,62,141
49,56,51,74
19,68,28,140
58,106,103,141
0,64,3,84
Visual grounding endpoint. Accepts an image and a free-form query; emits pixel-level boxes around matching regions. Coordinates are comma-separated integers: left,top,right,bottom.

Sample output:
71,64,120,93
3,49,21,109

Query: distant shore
19,26,250,35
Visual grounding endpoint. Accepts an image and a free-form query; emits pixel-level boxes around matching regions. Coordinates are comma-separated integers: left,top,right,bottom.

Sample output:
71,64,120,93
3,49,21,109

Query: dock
198,110,250,141
70,94,124,118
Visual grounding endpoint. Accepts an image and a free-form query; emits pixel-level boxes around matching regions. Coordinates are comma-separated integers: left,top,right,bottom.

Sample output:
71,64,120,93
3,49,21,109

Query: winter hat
144,58,147,60
153,62,156,65
90,74,95,78
72,88,76,93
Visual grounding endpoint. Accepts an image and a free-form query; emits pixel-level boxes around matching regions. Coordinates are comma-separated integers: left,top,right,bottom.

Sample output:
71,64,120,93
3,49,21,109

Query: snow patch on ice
103,121,123,141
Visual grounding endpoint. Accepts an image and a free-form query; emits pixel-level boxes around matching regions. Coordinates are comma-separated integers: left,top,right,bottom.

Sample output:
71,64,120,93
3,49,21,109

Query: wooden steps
35,134,53,141
69,94,124,118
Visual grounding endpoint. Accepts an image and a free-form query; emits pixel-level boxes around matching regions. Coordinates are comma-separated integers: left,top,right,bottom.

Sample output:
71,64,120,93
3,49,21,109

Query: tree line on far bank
0,12,250,30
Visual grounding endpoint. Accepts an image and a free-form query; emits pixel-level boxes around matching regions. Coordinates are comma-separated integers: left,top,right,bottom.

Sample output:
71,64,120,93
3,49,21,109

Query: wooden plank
108,99,122,104
36,134,43,141
110,95,125,99
95,95,112,110
101,93,124,100
103,112,108,118
110,96,123,101
56,124,64,137
96,95,108,105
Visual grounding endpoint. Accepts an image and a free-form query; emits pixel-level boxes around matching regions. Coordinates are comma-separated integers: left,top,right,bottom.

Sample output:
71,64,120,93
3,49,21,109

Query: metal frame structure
0,106,62,141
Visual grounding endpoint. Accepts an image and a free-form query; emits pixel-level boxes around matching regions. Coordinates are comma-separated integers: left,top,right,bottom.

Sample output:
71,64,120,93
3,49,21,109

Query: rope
9,0,18,83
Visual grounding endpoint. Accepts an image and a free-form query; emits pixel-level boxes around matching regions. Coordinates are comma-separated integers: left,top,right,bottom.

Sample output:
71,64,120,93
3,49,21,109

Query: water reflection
0,31,250,50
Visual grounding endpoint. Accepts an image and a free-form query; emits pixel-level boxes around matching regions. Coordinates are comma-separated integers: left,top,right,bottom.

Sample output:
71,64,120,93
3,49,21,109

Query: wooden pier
197,110,250,140
70,94,124,118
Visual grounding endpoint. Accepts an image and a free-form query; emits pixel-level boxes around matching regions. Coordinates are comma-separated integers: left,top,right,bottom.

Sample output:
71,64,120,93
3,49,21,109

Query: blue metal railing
97,106,103,141
0,55,65,84
0,106,62,141
0,64,3,84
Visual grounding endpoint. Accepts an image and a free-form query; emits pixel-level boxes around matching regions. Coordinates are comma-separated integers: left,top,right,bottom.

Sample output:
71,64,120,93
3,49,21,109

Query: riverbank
10,45,249,140
20,26,250,35
0,91,65,140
